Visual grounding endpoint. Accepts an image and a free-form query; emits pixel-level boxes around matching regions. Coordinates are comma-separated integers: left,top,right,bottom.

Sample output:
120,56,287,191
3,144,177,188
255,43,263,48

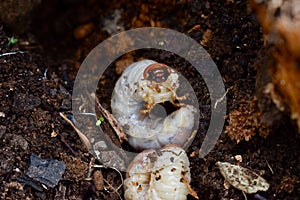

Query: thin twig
43,68,48,78
74,112,97,116
109,167,124,191
59,135,78,156
0,51,25,57
85,158,96,180
266,160,274,174
93,165,124,191
92,94,128,143
242,191,248,200
59,112,92,151
214,86,232,109
103,179,123,200
90,164,124,200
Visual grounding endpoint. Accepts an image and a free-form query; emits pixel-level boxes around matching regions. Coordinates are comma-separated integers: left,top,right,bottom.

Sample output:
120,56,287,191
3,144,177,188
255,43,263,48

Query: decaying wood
249,0,300,132
216,161,270,194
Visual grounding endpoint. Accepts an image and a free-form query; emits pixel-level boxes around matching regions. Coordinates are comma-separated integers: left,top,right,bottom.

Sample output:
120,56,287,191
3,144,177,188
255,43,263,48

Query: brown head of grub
143,63,172,83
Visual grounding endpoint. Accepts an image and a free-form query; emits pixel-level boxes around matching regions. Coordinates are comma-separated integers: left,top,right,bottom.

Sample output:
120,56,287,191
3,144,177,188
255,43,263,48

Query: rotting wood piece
249,0,300,132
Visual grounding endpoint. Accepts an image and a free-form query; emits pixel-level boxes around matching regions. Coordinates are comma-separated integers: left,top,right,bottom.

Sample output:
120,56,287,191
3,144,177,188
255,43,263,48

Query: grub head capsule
143,63,172,83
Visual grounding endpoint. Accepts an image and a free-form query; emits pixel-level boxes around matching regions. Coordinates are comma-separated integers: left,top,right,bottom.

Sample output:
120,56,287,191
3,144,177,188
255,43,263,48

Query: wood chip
200,29,212,46
216,161,270,194
93,170,104,191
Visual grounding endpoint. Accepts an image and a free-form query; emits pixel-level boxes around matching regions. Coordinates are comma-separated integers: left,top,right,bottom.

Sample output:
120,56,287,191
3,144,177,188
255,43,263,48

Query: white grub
111,59,198,150
216,161,270,194
124,145,198,200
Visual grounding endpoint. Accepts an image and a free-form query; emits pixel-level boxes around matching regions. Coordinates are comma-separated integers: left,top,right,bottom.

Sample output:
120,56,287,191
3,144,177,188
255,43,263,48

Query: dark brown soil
1,0,299,200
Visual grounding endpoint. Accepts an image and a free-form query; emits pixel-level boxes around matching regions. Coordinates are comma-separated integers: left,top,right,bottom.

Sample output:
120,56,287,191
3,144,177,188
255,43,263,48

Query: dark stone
18,154,65,190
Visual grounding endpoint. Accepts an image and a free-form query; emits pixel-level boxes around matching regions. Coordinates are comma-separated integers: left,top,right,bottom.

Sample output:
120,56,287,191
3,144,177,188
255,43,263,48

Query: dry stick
214,86,232,109
0,51,25,57
265,160,274,174
59,135,78,156
103,179,123,200
92,94,128,143
85,158,96,180
59,112,92,151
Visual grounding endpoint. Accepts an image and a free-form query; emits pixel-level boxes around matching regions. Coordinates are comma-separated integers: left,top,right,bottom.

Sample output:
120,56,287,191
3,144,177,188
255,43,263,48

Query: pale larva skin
124,150,154,200
124,145,192,200
111,59,197,150
149,146,191,200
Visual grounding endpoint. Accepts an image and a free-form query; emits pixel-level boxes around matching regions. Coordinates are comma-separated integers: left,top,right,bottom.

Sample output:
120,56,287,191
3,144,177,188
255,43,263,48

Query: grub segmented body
111,59,197,150
124,145,197,200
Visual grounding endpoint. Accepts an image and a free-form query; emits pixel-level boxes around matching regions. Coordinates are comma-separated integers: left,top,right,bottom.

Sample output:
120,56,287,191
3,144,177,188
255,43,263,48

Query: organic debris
93,170,104,191
224,99,270,143
277,176,298,194
216,161,270,194
249,0,300,131
60,153,89,181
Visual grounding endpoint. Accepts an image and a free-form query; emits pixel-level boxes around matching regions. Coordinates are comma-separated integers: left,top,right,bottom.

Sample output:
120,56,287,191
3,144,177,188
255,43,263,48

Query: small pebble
18,154,65,190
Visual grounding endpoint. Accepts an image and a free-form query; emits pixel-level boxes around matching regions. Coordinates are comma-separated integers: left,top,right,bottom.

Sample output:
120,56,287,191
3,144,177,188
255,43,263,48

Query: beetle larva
124,150,153,200
124,145,198,200
111,59,198,150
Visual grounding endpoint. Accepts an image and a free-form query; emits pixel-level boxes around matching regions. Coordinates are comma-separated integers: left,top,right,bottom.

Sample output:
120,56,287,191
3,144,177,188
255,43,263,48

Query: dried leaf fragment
216,161,270,194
